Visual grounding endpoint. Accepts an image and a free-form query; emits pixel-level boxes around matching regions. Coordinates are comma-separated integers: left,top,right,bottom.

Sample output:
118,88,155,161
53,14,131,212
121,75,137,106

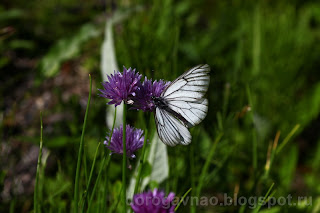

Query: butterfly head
151,96,168,109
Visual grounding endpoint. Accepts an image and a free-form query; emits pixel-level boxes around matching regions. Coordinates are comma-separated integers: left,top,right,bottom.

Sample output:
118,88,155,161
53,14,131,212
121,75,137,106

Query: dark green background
1,0,320,212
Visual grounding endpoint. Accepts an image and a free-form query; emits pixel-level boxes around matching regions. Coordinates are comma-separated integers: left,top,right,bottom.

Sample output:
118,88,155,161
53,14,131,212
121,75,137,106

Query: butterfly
152,64,210,146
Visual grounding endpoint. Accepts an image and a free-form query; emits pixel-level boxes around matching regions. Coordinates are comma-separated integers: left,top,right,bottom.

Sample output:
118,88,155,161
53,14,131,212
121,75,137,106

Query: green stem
175,188,192,212
87,154,111,211
74,74,92,213
83,149,88,189
122,103,127,212
34,112,43,213
133,128,148,195
10,199,16,213
252,2,261,76
252,183,274,213
190,140,195,213
130,113,152,213
81,142,101,213
276,124,300,154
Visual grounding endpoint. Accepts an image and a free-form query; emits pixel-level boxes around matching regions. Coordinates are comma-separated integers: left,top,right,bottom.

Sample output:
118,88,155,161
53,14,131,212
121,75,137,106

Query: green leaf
143,134,169,186
39,23,101,77
100,18,122,128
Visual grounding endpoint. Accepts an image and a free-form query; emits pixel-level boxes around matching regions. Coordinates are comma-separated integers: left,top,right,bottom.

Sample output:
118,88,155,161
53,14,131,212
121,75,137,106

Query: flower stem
133,128,148,195
122,103,127,212
74,74,92,213
190,140,195,213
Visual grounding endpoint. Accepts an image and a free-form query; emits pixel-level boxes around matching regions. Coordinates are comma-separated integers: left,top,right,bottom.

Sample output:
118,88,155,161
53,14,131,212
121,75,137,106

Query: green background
1,0,320,212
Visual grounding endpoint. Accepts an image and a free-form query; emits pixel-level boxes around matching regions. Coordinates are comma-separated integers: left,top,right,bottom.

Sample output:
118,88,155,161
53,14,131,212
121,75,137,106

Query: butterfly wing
154,107,191,146
162,64,210,127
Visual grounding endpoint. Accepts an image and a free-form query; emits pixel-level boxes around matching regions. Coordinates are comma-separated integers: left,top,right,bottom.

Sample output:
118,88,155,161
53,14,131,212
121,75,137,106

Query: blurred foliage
39,23,102,77
1,0,320,212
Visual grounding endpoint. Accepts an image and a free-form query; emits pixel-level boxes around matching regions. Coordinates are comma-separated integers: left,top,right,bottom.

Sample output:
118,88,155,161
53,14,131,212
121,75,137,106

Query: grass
34,112,43,213
73,74,92,213
122,104,127,212
2,0,320,213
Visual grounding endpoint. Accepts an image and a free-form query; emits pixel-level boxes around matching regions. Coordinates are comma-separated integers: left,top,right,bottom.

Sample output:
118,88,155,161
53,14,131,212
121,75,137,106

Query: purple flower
132,77,170,112
131,189,176,213
104,125,144,158
99,67,142,106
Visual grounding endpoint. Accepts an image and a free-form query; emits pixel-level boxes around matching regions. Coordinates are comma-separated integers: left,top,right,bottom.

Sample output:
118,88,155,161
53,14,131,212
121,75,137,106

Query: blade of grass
252,2,261,76
190,128,198,213
74,74,92,213
48,182,71,200
252,183,275,213
87,142,101,192
87,107,117,211
83,148,88,188
127,113,154,207
10,199,15,213
34,111,43,213
101,107,117,212
122,103,127,212
276,124,300,154
264,131,280,177
132,112,152,198
80,142,101,212
175,188,192,212
196,132,223,198
87,154,112,211
109,185,123,213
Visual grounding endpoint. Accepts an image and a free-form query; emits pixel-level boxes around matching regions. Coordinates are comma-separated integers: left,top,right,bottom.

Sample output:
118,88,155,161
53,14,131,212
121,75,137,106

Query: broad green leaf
127,134,169,199
100,6,144,128
100,19,122,128
39,23,100,77
142,134,169,189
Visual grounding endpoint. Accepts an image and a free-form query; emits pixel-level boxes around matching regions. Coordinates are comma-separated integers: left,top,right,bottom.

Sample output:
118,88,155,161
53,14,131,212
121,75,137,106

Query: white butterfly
152,64,210,146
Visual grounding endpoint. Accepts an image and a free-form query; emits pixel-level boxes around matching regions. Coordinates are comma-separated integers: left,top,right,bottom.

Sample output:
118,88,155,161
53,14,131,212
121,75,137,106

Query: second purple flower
132,77,170,112
99,67,142,106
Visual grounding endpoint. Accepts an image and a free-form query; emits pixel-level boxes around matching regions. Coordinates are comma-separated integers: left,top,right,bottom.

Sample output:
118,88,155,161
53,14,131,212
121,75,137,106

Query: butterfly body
152,96,168,109
152,96,192,127
153,64,210,146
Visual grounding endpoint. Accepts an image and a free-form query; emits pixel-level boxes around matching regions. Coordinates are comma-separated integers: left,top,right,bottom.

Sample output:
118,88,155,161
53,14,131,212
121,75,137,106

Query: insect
153,64,210,146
